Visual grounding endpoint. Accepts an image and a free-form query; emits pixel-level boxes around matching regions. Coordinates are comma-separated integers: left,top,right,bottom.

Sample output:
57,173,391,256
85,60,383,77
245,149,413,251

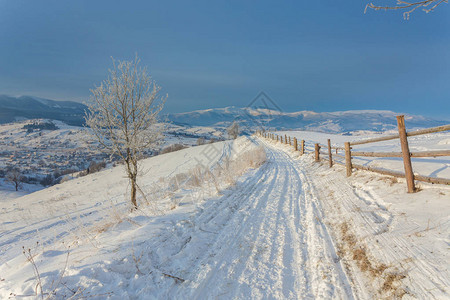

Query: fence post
301,140,305,155
327,139,333,168
289,136,291,145
315,143,320,162
294,138,298,151
345,142,352,176
397,115,416,193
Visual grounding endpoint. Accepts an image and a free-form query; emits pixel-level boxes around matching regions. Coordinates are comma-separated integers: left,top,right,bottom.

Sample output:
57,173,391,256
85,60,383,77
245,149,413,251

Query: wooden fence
257,115,450,192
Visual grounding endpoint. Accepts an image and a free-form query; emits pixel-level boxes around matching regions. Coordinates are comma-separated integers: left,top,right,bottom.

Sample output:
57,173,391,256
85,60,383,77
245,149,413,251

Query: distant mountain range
167,106,447,133
0,95,447,133
0,95,87,126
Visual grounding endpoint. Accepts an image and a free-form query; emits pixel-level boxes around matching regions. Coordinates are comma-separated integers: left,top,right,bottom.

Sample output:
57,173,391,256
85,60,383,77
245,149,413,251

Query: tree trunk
131,176,137,209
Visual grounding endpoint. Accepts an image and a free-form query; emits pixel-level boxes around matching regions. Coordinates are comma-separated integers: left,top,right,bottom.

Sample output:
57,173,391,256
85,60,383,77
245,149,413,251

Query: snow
1,132,449,299
0,179,43,200
167,107,448,133
263,136,450,299
0,137,266,298
276,130,450,178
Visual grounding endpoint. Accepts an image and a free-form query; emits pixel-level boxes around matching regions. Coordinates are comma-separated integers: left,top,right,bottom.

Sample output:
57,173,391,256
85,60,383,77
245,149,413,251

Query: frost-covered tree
6,168,24,191
227,122,239,140
197,137,206,145
366,0,447,19
85,56,166,209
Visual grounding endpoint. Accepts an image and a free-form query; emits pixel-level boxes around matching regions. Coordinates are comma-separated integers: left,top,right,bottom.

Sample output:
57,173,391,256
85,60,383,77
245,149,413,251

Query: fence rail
257,115,450,192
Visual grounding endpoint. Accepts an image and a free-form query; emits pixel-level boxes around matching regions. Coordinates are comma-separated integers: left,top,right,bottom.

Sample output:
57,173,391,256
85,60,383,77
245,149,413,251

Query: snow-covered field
1,133,449,299
276,130,450,179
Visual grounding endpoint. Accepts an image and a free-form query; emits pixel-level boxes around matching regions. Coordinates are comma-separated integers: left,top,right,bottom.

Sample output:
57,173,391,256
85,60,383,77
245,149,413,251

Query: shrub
21,176,39,184
78,161,107,177
160,144,188,154
23,121,58,131
40,174,54,186
88,161,106,173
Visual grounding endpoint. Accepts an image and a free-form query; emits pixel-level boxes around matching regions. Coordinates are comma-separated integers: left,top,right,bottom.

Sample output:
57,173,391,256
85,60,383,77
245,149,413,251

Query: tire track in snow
163,139,356,299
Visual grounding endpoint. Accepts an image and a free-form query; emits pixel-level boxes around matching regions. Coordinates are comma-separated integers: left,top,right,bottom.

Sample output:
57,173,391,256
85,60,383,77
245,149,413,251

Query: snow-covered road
148,139,355,299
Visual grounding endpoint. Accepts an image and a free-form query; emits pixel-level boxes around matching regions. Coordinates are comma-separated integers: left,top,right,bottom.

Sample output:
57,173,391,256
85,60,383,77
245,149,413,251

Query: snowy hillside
1,134,448,299
0,137,267,298
168,106,447,133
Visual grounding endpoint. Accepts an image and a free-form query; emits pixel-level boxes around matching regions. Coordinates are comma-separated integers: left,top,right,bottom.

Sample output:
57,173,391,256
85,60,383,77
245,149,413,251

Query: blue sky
0,0,449,117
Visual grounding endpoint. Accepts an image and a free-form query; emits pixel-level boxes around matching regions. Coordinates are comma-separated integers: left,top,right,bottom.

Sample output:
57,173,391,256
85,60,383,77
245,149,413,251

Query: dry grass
380,176,398,186
142,144,266,211
187,166,203,187
14,242,108,299
339,222,407,299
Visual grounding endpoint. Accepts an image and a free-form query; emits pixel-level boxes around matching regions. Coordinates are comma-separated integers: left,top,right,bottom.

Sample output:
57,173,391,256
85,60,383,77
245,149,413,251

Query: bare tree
366,0,447,19
6,168,24,191
85,56,166,209
197,137,206,145
227,122,239,140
